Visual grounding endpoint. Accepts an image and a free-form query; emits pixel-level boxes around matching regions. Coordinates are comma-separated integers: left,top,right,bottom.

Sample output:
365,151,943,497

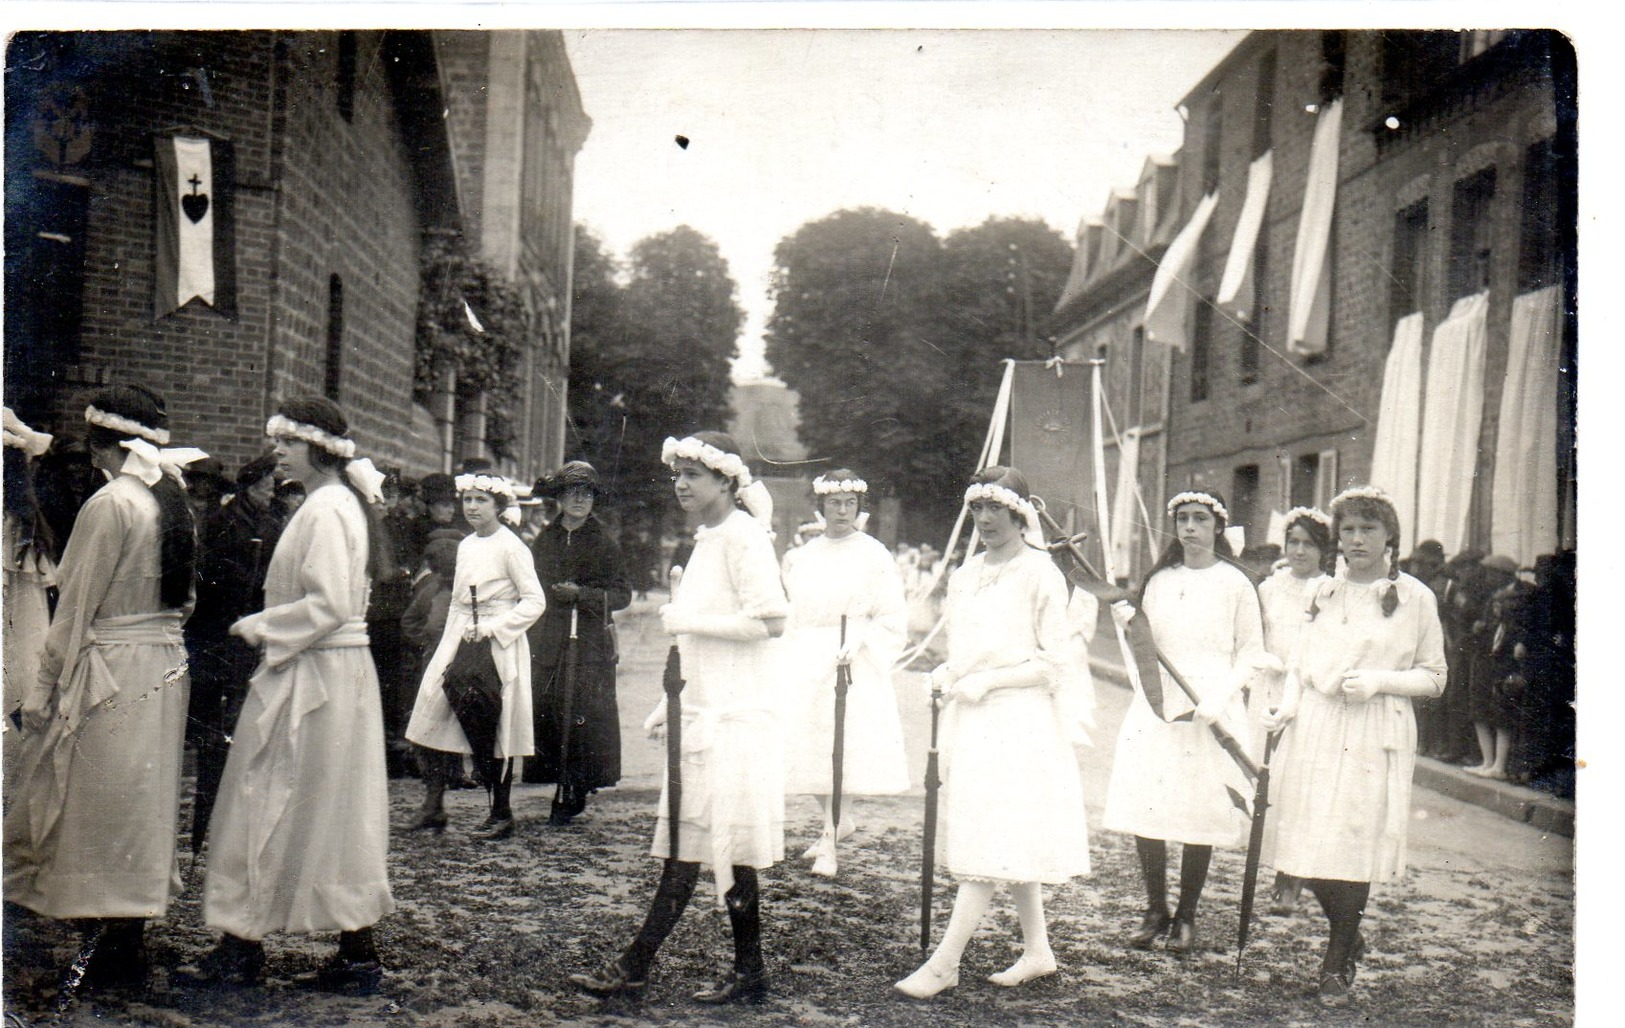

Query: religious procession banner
154,134,236,317
1008,360,1100,569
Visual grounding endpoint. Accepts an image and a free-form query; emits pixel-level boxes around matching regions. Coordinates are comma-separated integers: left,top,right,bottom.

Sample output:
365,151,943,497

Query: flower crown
661,436,752,487
1284,505,1333,530
266,414,356,459
455,473,517,500
964,481,1037,522
1330,485,1393,510
1166,490,1228,521
813,475,867,495
3,408,53,457
86,405,169,446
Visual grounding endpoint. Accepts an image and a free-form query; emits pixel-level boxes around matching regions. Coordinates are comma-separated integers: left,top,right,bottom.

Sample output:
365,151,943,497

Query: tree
564,225,743,524
765,208,951,539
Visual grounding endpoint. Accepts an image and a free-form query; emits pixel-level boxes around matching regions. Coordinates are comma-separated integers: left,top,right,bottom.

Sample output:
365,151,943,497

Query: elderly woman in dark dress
524,461,633,824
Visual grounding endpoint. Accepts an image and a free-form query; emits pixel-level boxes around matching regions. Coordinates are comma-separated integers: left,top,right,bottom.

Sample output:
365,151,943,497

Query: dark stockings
1308,878,1370,977
1135,837,1212,920
1174,844,1213,923
1135,836,1168,915
619,861,762,982
476,756,514,820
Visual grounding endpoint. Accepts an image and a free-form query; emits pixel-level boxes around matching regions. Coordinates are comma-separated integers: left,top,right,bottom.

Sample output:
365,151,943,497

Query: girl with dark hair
782,469,910,878
196,396,395,992
1101,489,1265,957
1253,507,1332,916
571,431,788,1006
4,385,202,991
1260,486,1446,1005
895,467,1089,999
405,472,545,839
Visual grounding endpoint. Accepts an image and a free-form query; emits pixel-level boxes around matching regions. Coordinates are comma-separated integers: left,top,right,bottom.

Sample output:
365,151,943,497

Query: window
4,175,88,409
1190,300,1213,402
1232,464,1260,545
1314,449,1339,508
1201,91,1223,195
1128,326,1145,426
337,31,357,122
1319,31,1346,103
1291,453,1319,509
1518,137,1563,293
1391,199,1429,319
1449,167,1496,300
325,274,344,400
1252,49,1276,160
1379,31,1460,109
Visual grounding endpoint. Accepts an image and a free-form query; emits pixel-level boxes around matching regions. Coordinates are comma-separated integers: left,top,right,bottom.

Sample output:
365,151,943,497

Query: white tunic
203,483,394,940
405,527,545,757
936,547,1090,884
650,509,790,878
1101,561,1265,847
781,531,910,796
3,474,190,919
1269,573,1446,884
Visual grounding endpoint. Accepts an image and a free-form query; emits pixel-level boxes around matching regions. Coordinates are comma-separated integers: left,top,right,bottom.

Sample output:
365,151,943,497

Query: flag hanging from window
154,134,236,318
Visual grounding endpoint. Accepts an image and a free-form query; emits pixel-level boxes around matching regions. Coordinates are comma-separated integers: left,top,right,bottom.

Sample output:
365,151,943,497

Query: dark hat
420,472,457,503
236,449,279,487
1480,554,1519,576
539,460,603,498
459,457,494,475
1408,540,1446,563
188,457,230,496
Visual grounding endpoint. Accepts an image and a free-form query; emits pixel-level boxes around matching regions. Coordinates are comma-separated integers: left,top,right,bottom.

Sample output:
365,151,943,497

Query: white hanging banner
1143,191,1218,350
1369,312,1426,552
1217,150,1273,317
1414,292,1489,556
1491,286,1563,566
1288,99,1342,356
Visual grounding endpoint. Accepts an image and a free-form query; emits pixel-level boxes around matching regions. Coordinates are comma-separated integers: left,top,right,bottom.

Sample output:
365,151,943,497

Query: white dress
3,512,57,781
781,531,910,796
3,474,191,919
1250,568,1326,756
405,527,545,758
651,509,790,879
1101,561,1265,847
203,482,394,939
936,547,1090,885
1269,573,1446,884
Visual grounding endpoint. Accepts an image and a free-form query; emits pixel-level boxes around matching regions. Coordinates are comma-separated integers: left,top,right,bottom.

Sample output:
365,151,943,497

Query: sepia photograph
2,3,1593,1025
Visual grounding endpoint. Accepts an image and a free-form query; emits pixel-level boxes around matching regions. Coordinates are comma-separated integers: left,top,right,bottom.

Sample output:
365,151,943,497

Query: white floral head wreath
813,474,867,496
964,481,1044,545
1166,490,1229,522
266,413,356,459
86,405,169,446
661,435,753,488
1330,485,1394,511
4,407,53,457
1283,505,1333,531
455,473,518,501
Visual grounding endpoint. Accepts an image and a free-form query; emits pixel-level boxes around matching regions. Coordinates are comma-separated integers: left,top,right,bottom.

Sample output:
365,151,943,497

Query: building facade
5,29,588,481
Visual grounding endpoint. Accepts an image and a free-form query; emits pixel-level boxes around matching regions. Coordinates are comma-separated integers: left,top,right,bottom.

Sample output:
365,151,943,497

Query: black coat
524,515,633,787
185,494,281,714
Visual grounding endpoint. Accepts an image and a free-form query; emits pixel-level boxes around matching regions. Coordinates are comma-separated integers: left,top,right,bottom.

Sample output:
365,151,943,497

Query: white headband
661,436,753,488
1331,485,1393,509
813,475,867,495
964,482,1037,521
1284,505,1333,530
86,405,169,446
455,473,517,500
266,414,356,459
1167,491,1229,521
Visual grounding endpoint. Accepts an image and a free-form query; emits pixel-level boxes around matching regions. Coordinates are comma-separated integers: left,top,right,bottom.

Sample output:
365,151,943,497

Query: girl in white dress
895,466,1090,999
1101,489,1265,956
405,473,545,839
782,469,910,877
1254,507,1332,916
1261,486,1446,1005
570,431,789,1007
3,407,56,778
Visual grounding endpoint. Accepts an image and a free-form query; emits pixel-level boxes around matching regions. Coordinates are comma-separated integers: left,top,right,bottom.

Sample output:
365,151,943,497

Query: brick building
1050,29,1575,571
4,29,588,480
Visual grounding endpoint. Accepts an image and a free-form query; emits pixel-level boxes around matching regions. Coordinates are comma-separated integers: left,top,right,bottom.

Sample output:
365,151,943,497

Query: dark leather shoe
183,935,264,988
1127,908,1171,950
569,957,647,999
1316,970,1352,1005
405,810,448,833
472,817,514,840
298,955,383,994
1166,916,1198,955
692,969,767,1005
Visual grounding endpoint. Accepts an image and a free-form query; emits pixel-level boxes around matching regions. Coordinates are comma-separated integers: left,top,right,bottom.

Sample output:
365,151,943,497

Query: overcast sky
563,28,1247,379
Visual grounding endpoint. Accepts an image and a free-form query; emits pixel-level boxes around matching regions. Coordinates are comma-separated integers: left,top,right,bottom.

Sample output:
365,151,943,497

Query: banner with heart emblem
154,133,236,317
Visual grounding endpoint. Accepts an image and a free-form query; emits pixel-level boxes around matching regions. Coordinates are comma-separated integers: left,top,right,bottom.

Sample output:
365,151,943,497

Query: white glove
1110,600,1138,629
1259,697,1299,731
1193,692,1229,727
1251,652,1286,675
835,619,867,666
1339,668,1387,703
643,696,668,737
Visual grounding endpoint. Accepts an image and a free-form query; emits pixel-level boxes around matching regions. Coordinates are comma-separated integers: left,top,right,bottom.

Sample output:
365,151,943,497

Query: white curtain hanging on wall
1491,286,1563,566
1217,150,1273,318
1368,312,1426,553
1288,98,1343,356
1414,292,1489,556
1144,191,1219,350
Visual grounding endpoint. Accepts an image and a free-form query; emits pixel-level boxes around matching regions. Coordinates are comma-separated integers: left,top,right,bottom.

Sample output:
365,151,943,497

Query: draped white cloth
1369,312,1426,551
1415,292,1489,556
1144,191,1218,349
1217,150,1274,317
1110,428,1141,575
1288,99,1342,356
1491,286,1563,566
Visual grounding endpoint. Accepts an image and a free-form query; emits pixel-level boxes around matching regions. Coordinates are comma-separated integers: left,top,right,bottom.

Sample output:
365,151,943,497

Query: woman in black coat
524,461,633,823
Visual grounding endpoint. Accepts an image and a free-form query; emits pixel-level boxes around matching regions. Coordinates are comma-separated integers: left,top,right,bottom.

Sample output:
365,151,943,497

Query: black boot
303,927,383,994
1168,844,1212,955
571,860,699,1000
693,867,767,1005
406,751,449,832
1310,879,1370,1004
80,919,149,992
473,761,515,840
186,933,265,988
1127,837,1171,949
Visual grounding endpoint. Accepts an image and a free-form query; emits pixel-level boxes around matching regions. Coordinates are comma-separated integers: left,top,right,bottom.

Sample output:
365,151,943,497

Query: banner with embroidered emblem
154,133,236,317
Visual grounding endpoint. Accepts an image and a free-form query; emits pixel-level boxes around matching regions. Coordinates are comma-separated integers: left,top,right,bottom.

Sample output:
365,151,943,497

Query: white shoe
894,963,958,999
810,837,837,877
988,952,1057,987
802,818,857,859
835,817,857,842
801,835,826,861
